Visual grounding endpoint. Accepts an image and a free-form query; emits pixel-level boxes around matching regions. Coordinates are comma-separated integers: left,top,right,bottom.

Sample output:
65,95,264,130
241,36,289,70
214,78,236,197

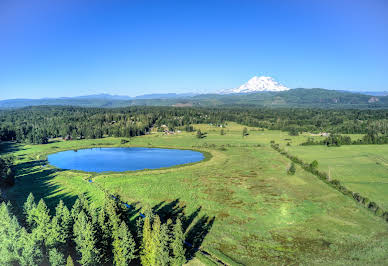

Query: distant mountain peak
222,76,290,94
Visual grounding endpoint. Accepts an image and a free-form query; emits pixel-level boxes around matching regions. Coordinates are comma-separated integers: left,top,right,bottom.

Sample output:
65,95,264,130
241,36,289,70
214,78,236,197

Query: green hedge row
271,143,388,223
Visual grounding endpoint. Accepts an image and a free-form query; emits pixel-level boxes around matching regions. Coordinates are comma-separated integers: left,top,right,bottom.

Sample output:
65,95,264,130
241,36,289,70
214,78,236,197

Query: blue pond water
48,147,204,173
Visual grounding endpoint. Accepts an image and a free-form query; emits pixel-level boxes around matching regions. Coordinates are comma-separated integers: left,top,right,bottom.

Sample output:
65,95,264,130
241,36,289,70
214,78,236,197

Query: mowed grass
2,123,388,265
285,144,388,210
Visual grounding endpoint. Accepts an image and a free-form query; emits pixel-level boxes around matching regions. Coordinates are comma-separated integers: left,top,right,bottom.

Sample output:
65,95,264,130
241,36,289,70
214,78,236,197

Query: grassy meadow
285,144,388,210
2,123,388,265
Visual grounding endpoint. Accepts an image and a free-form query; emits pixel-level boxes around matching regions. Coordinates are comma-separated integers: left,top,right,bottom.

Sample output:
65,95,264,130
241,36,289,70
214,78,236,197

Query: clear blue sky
0,0,387,99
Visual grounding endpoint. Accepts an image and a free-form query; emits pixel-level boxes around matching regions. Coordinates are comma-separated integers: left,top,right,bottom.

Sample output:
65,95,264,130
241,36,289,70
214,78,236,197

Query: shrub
287,163,296,175
368,202,378,211
375,207,384,217
310,160,318,169
363,197,371,207
353,193,362,202
330,179,341,188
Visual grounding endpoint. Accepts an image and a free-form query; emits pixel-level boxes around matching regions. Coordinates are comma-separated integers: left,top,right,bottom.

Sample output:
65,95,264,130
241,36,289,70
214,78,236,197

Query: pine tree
106,195,122,233
23,192,36,228
78,193,92,218
71,198,82,220
140,213,155,266
46,216,65,248
156,223,170,266
170,218,186,266
32,198,51,245
73,211,100,265
49,248,65,266
55,200,72,243
97,207,112,264
112,221,136,266
66,255,74,266
0,202,20,264
17,227,43,266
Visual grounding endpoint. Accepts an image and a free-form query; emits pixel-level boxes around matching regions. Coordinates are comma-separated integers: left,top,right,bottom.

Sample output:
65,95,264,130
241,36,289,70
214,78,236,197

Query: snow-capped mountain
222,76,290,94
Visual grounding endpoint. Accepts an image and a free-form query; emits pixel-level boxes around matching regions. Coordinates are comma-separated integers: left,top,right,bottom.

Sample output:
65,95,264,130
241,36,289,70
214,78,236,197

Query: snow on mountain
222,76,290,94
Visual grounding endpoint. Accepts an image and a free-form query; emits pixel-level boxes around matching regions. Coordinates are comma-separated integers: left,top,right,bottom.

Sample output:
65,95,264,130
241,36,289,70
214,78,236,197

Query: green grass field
285,144,388,210
2,123,388,265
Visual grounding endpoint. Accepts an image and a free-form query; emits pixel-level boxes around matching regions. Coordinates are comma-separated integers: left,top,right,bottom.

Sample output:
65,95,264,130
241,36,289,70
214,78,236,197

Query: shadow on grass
122,198,215,259
8,159,78,216
0,141,26,155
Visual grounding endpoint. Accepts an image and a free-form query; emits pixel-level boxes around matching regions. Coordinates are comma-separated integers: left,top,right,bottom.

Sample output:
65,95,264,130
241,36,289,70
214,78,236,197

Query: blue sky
0,0,387,99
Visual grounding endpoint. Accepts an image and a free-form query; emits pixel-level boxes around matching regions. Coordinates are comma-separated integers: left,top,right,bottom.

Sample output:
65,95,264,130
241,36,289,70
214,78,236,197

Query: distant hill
1,89,388,109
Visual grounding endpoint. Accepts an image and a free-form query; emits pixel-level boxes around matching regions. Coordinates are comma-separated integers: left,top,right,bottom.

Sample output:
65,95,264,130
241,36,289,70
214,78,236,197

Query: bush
287,163,296,175
368,202,378,211
120,139,129,144
196,130,203,139
330,179,341,188
363,197,371,207
375,207,384,217
310,160,318,169
288,128,299,136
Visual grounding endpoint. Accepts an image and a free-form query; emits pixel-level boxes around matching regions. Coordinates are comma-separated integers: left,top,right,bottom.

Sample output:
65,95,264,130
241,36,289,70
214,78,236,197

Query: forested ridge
2,89,388,109
1,106,387,144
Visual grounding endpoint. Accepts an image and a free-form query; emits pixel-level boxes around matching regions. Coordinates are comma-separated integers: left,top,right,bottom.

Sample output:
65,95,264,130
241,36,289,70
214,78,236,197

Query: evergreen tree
0,202,20,265
46,216,66,248
32,199,51,245
49,248,65,266
71,198,82,220
157,223,170,266
55,200,72,243
170,218,186,266
17,227,43,266
73,211,100,265
23,192,36,228
140,213,155,266
97,207,112,264
66,255,74,266
112,221,136,266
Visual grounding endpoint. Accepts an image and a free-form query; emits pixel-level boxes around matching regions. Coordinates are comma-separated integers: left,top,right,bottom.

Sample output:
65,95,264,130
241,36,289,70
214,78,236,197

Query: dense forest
0,106,387,144
0,193,194,265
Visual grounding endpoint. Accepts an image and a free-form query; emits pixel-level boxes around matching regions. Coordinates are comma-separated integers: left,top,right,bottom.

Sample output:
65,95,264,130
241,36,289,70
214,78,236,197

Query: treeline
271,143,388,223
1,106,388,144
301,132,388,146
0,193,188,266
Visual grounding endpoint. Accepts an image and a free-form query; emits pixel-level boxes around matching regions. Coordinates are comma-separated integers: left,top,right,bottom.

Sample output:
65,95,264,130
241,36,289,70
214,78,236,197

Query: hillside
1,88,387,109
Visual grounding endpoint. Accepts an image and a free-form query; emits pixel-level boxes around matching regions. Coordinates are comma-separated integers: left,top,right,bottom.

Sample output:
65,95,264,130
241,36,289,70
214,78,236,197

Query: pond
47,147,204,173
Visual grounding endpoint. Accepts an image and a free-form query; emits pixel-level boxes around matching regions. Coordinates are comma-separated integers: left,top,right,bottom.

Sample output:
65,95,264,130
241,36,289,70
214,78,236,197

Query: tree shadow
0,141,26,155
123,198,215,259
7,159,77,217
185,215,215,258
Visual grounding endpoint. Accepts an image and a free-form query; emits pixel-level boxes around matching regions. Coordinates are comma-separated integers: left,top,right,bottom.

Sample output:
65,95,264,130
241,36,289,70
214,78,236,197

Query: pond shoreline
46,146,210,174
